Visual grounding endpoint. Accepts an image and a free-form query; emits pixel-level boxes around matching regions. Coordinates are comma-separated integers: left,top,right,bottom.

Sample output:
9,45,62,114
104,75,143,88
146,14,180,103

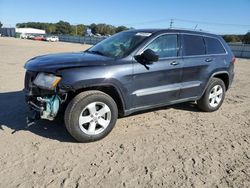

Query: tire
64,90,118,142
197,78,226,112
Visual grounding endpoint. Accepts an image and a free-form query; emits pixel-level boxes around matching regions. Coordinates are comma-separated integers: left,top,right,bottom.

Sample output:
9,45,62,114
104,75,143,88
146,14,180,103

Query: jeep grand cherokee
24,29,235,142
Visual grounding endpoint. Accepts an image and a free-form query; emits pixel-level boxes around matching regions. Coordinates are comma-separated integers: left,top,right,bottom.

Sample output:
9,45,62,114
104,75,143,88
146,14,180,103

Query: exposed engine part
25,109,39,128
59,93,68,103
37,95,60,120
26,117,36,128
28,101,44,112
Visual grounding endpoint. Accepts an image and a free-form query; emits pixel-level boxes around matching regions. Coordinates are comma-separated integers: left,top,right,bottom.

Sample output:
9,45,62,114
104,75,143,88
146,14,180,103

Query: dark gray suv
24,29,235,142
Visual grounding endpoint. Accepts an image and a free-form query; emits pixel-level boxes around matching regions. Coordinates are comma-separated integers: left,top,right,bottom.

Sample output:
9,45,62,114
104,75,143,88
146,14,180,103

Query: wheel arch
200,71,229,98
67,84,126,117
212,72,229,90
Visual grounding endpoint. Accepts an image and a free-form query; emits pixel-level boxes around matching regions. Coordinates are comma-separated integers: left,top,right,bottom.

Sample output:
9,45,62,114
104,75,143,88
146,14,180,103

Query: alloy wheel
78,102,111,135
209,85,223,108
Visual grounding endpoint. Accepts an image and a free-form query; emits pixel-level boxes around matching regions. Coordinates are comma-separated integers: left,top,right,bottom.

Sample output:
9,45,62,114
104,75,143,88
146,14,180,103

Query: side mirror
140,49,159,64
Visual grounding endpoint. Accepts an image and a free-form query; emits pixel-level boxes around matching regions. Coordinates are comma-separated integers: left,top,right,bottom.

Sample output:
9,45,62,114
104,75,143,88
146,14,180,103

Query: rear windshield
204,37,226,54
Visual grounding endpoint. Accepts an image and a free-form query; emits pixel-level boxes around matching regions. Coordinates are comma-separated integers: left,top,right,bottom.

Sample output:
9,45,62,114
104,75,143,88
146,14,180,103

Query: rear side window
204,37,226,54
182,35,205,56
145,34,178,58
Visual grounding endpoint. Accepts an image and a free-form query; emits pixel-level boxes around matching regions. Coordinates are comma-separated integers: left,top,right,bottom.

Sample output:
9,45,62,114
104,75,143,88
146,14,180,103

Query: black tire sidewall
66,92,118,142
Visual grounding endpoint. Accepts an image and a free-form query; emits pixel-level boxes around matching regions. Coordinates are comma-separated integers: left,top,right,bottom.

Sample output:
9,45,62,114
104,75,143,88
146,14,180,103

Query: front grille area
24,71,37,90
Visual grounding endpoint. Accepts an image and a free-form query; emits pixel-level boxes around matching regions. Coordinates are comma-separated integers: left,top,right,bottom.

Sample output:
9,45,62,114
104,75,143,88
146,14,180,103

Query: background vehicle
27,34,35,39
20,34,28,39
46,36,59,42
24,29,235,142
33,35,45,41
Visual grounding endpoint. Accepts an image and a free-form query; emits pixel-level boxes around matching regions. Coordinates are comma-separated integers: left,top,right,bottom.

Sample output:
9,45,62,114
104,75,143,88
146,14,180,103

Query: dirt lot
0,37,250,188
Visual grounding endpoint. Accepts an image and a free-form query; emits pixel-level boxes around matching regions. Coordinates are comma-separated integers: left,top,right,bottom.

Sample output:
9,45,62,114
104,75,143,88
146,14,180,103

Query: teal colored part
45,95,60,116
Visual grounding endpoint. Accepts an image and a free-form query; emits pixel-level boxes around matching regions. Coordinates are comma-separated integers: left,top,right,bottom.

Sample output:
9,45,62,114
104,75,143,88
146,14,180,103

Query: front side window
182,35,205,56
204,37,226,54
145,34,178,58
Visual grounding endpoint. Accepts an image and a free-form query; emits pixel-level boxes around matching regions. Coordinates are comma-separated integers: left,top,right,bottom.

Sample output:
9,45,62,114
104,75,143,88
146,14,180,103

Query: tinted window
183,35,205,56
205,37,226,54
145,35,178,58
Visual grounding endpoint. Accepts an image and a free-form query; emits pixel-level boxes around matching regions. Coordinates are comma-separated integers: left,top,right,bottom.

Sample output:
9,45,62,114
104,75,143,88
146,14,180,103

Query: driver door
131,34,183,108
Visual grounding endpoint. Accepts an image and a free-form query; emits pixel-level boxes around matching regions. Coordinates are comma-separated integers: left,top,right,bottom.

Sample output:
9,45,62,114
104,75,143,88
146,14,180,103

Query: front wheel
64,91,118,142
197,78,226,112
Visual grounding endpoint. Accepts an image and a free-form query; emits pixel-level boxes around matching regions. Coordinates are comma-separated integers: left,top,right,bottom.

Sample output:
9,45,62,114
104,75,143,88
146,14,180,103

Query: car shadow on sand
0,90,200,142
0,90,76,142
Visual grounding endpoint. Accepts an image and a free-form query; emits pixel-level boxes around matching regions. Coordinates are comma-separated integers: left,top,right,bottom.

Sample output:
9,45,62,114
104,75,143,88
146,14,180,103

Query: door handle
205,58,213,62
170,61,179,66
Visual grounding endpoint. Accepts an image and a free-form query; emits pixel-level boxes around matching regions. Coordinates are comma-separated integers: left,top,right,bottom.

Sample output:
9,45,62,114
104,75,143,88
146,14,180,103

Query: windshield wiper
86,50,106,56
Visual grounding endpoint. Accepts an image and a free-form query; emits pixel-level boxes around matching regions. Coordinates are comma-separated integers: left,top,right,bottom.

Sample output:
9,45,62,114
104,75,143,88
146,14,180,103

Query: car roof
126,28,218,37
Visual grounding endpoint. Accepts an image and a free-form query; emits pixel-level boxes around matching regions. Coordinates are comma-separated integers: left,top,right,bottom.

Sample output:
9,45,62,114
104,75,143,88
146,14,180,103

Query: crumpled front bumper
24,87,52,125
24,71,66,124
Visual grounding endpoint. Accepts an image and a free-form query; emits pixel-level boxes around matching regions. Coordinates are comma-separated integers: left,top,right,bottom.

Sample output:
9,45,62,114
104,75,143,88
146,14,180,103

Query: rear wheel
64,91,118,142
197,78,226,112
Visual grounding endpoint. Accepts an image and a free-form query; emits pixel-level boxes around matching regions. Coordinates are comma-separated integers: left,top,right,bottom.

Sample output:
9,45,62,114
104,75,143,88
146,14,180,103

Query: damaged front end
24,71,67,126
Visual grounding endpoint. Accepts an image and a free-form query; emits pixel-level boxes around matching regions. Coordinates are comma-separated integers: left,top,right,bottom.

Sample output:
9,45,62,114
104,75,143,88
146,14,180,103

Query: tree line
15,21,129,36
2,20,250,43
222,33,250,44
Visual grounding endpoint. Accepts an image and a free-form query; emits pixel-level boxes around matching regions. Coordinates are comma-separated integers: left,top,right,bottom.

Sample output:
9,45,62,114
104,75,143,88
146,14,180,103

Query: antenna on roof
194,24,198,30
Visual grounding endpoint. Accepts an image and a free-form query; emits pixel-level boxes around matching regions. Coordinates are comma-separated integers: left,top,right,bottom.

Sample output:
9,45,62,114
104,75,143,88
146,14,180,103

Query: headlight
33,73,61,90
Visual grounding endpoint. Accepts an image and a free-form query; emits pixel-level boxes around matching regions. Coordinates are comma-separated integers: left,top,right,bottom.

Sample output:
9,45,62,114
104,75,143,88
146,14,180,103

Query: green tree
90,23,97,35
115,26,128,33
76,24,86,36
243,32,250,44
90,23,118,36
0,21,3,28
47,24,56,34
15,21,129,36
70,24,86,36
70,25,76,35
55,21,72,35
222,35,242,43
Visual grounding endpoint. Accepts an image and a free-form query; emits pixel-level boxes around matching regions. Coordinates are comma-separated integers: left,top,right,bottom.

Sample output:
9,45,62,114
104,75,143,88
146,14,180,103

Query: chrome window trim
181,33,228,57
135,32,228,60
136,33,180,60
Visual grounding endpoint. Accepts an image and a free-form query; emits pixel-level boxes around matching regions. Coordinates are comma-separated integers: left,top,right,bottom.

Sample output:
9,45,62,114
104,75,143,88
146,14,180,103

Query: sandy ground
0,37,250,188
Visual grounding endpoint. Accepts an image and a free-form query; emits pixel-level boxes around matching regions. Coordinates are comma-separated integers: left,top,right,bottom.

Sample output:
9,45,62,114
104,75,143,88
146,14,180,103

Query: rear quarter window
182,34,206,56
204,37,226,54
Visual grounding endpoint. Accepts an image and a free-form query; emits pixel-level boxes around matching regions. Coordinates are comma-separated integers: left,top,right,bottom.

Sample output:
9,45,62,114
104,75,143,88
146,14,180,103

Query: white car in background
46,36,59,42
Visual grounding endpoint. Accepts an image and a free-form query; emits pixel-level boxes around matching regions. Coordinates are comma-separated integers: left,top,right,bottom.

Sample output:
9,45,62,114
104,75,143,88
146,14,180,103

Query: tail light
232,56,236,64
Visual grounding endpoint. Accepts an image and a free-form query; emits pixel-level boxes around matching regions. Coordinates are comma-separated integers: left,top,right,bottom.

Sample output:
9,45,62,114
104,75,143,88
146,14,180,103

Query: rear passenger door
180,34,210,99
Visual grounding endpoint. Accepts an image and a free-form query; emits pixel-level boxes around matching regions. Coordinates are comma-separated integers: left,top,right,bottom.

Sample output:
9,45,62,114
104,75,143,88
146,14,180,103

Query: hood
24,52,114,72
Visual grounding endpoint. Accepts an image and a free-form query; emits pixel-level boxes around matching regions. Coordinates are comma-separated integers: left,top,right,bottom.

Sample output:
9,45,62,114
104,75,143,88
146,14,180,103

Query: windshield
87,31,151,58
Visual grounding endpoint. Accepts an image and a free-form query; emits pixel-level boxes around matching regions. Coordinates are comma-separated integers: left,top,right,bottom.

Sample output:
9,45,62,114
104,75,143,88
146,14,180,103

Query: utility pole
170,19,174,29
